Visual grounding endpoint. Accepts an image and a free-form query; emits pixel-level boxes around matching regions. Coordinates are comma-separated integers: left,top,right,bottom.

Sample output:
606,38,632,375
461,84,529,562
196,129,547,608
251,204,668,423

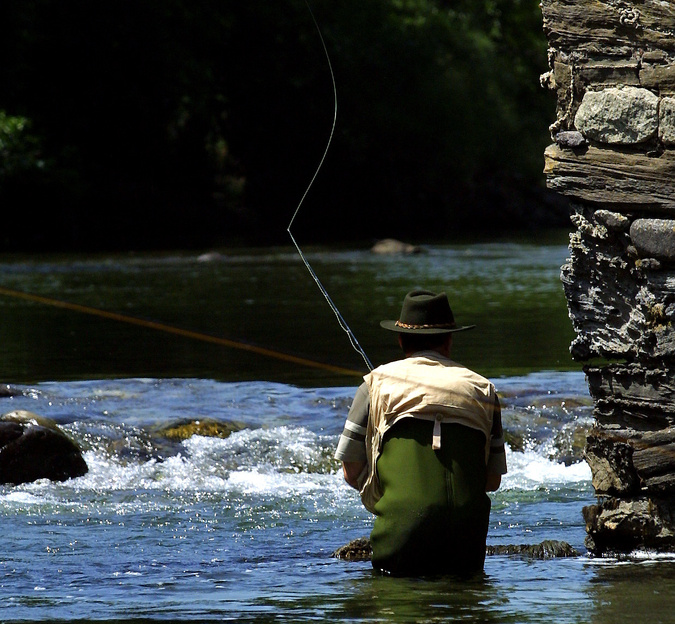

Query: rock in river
371,239,421,255
332,538,578,561
0,410,88,485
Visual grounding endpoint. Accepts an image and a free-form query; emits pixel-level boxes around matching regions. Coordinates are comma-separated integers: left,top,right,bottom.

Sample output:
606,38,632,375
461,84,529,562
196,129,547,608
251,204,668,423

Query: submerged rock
332,538,579,561
0,410,88,485
196,251,223,262
486,540,579,559
94,418,249,465
0,385,22,398
332,538,373,561
371,239,421,255
153,418,246,441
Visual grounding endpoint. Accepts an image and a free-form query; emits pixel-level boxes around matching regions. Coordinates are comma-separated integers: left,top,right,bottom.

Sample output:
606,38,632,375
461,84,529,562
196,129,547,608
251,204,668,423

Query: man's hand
486,472,501,492
342,461,367,490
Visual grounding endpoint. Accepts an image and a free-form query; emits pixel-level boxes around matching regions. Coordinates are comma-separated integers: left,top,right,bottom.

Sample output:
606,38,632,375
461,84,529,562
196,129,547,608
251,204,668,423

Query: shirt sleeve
334,382,369,462
487,395,507,475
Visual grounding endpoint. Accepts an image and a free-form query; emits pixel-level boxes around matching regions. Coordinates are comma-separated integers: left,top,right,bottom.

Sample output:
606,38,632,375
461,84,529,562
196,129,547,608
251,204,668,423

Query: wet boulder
332,538,579,561
152,418,246,441
0,410,88,485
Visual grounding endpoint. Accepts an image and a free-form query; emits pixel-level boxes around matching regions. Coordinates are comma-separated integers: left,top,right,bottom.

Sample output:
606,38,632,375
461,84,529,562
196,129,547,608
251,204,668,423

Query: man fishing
335,289,507,576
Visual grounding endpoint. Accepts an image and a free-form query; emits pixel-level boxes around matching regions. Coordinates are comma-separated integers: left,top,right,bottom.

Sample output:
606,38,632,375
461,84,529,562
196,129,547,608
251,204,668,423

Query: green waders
370,419,491,577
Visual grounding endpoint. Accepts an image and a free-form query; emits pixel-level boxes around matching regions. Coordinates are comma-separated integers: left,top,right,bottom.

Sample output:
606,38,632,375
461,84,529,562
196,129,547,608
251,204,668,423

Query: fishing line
287,0,373,372
0,285,364,377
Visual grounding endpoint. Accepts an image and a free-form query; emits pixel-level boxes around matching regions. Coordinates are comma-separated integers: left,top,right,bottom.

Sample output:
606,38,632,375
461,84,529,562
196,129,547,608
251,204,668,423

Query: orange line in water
0,285,365,378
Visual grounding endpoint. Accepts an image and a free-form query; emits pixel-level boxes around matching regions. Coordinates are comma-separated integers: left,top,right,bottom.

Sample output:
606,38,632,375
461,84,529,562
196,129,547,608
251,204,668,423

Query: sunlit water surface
1,239,674,623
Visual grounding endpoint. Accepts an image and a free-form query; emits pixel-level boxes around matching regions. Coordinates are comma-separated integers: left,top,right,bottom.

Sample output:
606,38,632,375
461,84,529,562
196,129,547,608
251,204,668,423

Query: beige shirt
359,351,498,513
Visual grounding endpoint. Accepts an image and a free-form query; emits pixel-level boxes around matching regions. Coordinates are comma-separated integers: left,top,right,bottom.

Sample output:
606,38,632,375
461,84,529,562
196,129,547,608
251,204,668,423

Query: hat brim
380,320,476,334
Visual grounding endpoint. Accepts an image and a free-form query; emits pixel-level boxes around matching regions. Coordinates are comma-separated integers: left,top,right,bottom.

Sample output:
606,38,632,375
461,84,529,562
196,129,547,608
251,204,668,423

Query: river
1,235,674,623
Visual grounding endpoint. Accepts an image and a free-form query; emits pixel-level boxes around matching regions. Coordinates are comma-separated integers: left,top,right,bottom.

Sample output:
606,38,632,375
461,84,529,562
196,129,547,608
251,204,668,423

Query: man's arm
334,382,370,489
342,461,367,490
486,395,507,492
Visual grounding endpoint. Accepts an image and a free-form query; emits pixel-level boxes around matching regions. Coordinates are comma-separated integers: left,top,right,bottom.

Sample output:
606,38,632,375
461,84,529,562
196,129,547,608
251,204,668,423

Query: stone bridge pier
540,0,675,554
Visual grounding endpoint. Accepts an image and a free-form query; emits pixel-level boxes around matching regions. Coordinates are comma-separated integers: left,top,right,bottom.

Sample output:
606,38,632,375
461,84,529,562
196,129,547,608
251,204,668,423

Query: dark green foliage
0,112,43,178
0,0,560,252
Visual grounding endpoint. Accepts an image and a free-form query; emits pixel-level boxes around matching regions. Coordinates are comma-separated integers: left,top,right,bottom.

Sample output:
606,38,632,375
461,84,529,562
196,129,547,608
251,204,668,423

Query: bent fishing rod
287,1,373,372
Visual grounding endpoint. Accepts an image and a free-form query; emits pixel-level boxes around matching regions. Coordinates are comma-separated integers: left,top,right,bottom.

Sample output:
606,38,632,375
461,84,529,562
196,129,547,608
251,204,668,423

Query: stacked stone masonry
541,0,675,554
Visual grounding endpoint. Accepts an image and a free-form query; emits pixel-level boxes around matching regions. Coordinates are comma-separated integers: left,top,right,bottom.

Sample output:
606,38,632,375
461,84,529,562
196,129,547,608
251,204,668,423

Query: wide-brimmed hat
380,289,475,334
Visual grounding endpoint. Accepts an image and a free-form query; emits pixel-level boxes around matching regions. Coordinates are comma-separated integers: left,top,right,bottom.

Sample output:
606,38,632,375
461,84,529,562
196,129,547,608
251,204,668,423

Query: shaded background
0,0,565,253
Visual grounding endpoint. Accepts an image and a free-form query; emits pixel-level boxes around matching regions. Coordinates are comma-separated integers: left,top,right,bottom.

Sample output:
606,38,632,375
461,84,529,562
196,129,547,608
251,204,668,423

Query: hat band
395,320,457,330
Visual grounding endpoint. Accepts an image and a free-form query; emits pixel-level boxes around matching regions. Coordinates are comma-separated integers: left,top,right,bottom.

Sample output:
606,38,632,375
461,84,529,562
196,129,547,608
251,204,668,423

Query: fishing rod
287,1,373,372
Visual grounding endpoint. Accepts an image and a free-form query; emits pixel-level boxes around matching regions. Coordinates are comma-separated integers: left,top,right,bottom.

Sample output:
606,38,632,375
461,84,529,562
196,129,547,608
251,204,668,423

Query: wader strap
394,413,450,451
433,416,442,450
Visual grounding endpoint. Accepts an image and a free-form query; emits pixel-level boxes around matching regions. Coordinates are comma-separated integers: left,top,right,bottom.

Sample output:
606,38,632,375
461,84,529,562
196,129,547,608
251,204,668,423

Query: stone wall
540,0,675,554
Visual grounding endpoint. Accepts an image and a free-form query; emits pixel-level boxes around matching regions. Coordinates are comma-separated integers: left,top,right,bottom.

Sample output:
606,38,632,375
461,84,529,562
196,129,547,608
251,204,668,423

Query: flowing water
1,235,674,623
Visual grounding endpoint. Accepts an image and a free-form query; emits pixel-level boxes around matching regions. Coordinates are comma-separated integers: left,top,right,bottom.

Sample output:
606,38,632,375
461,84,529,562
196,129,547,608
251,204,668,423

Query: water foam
502,444,591,491
48,425,342,502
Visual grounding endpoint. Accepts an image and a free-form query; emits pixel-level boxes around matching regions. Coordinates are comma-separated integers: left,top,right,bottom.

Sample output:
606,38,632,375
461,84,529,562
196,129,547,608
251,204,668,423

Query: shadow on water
256,571,509,623
584,559,675,624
